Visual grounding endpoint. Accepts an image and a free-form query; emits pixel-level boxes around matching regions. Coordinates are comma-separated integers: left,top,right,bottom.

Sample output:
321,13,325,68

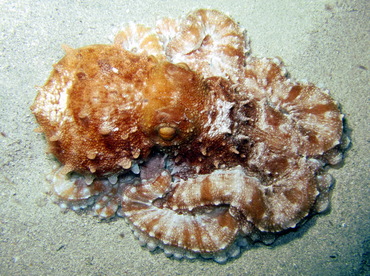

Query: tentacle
155,17,180,50
121,170,239,253
244,56,343,156
165,166,261,217
114,23,165,58
247,153,320,231
49,166,129,218
165,159,321,232
163,9,248,82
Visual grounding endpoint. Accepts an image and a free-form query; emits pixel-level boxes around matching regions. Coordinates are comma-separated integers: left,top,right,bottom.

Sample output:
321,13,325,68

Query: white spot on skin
81,187,91,197
204,98,234,138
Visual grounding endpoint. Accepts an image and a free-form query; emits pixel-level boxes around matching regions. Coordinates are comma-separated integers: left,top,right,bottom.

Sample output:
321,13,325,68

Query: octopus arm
166,161,322,232
121,171,239,253
155,17,180,50
163,9,247,82
114,23,165,58
244,57,343,156
253,157,321,231
49,167,124,218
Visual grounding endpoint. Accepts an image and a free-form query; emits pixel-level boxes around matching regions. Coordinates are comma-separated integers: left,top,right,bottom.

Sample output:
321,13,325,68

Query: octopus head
140,60,208,146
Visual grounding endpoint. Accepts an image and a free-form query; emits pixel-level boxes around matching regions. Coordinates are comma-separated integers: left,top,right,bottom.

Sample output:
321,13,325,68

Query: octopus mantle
31,9,344,262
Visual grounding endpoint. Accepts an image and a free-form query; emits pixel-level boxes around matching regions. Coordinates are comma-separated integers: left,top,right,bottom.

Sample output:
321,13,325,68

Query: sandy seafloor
0,0,369,275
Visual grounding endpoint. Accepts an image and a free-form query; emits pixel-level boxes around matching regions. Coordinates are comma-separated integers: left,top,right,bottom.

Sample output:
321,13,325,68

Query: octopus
31,9,345,263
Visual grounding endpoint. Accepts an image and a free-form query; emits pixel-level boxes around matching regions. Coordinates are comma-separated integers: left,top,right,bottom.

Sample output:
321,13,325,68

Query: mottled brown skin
140,61,208,146
31,45,209,175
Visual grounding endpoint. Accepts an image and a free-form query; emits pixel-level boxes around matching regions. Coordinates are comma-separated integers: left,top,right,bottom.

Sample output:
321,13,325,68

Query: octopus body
31,9,345,262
